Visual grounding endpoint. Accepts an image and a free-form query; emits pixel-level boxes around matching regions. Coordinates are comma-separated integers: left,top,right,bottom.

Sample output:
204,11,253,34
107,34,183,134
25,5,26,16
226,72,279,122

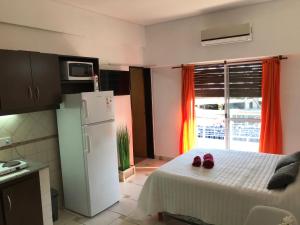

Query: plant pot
119,166,136,182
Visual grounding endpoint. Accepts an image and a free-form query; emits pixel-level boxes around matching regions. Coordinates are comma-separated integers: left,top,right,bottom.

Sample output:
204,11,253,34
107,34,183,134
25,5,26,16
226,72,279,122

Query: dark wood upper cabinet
0,50,61,115
100,70,130,96
1,173,43,225
0,50,35,111
30,53,61,107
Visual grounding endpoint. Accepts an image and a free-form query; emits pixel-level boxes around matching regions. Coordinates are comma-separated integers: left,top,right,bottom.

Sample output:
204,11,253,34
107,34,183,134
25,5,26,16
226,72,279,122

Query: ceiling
54,0,275,25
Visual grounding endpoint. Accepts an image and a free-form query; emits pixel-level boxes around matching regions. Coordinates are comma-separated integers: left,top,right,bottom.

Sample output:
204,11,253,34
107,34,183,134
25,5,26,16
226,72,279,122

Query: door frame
143,68,155,158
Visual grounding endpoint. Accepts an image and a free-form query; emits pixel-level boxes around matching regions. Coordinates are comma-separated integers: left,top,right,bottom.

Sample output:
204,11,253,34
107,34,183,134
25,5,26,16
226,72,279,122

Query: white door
83,121,120,216
81,91,114,125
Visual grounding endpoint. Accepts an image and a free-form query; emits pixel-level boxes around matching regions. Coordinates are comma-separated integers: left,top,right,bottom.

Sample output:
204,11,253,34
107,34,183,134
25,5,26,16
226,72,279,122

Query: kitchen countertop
0,161,48,185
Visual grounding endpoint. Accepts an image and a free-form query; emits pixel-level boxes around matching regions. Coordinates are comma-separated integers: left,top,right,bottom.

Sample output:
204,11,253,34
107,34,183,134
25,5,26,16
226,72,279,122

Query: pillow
267,162,299,190
275,151,300,171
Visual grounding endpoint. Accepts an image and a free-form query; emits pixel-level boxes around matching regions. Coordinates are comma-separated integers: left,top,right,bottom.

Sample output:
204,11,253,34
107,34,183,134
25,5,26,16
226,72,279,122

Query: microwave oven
61,61,94,80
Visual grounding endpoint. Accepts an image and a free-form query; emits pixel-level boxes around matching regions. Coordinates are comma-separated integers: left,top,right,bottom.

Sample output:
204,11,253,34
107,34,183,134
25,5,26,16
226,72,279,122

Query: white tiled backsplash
0,110,63,207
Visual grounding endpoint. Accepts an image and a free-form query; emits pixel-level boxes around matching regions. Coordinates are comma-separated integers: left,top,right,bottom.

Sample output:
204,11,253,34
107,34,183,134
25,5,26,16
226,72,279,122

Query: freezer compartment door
81,91,114,125
83,121,120,216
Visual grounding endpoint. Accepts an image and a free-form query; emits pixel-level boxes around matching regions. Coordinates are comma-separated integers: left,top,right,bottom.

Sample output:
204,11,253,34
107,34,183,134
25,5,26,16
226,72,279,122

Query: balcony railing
196,118,260,152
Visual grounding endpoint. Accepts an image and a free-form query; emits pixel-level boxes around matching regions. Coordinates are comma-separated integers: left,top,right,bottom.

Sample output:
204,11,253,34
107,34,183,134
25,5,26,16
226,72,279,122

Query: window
194,62,262,152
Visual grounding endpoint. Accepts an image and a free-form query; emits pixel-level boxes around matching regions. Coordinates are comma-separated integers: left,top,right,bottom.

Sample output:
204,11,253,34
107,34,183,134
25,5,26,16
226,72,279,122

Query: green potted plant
117,126,135,182
117,126,130,171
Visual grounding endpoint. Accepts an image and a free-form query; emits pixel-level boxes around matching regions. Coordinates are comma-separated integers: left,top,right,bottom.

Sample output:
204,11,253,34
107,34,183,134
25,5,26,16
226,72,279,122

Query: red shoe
203,158,214,169
192,156,201,167
203,153,213,160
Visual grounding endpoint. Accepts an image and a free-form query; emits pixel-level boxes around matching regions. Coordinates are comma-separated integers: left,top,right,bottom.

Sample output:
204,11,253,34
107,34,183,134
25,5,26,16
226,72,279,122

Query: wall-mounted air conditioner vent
201,23,252,46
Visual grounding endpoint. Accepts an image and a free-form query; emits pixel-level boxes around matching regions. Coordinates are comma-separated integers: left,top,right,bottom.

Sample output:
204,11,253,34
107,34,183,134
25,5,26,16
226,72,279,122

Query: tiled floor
54,159,188,225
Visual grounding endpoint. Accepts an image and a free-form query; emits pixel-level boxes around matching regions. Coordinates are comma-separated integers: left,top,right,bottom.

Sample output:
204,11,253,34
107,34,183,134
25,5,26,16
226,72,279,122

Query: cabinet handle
28,86,33,99
7,195,12,212
35,87,40,101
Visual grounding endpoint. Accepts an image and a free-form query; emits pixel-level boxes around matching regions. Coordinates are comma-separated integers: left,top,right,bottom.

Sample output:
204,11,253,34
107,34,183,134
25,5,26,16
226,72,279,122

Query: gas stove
0,160,28,176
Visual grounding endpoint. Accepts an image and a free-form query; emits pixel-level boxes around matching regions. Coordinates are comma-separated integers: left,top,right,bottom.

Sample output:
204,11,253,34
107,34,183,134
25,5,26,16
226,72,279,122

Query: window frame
194,61,262,151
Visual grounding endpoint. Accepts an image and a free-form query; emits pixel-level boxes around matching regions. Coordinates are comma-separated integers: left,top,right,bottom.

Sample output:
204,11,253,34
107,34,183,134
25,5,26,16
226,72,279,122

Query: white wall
151,57,300,157
151,67,182,158
0,0,145,65
147,0,300,157
145,0,300,66
0,0,143,165
2,0,300,158
114,95,134,165
281,54,300,154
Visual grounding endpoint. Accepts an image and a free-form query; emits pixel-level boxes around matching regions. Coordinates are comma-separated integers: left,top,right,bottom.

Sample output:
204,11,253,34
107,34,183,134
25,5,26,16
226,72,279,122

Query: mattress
138,149,300,225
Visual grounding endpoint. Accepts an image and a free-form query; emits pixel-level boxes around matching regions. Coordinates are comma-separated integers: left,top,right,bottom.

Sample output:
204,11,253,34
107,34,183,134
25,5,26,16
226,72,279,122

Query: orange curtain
179,65,196,154
259,58,283,154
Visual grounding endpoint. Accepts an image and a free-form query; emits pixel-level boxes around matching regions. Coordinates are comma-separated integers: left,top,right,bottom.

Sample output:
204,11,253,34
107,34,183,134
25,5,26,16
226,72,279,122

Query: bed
138,149,300,225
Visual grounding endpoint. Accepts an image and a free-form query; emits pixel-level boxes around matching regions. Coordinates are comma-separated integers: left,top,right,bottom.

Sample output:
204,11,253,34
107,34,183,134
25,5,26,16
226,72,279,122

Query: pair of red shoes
192,153,214,169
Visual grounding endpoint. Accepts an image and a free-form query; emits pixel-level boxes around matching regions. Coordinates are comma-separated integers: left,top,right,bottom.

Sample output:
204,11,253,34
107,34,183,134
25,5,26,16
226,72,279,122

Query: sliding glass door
195,64,226,150
195,97,226,150
227,63,262,152
195,62,262,152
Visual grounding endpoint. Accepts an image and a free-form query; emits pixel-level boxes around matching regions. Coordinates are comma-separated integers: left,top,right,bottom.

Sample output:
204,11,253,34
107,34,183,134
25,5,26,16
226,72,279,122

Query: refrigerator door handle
83,134,87,153
83,127,88,153
82,99,89,119
86,135,91,154
83,126,90,153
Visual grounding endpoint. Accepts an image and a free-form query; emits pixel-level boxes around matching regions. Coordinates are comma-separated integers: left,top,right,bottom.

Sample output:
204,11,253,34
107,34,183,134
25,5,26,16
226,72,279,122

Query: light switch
0,137,12,147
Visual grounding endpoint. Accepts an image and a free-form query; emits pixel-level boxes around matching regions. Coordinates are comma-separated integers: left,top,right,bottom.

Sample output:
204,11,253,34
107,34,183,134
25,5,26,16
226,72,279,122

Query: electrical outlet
0,137,12,147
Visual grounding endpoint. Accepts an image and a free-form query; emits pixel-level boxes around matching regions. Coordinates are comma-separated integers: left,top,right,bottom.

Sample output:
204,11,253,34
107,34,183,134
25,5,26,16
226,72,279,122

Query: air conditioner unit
201,23,252,46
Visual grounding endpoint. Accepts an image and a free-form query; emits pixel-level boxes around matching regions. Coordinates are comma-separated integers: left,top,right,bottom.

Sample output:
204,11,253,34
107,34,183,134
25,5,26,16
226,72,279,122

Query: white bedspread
138,149,300,225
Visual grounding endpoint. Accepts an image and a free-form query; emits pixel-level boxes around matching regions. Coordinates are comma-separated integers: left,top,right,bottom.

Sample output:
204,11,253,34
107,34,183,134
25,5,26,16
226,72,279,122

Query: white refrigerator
56,91,120,217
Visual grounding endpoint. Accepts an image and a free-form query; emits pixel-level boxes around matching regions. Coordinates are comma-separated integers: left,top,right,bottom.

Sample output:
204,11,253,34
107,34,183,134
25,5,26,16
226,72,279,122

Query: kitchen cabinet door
0,197,5,225
2,174,43,225
30,53,61,107
0,50,35,112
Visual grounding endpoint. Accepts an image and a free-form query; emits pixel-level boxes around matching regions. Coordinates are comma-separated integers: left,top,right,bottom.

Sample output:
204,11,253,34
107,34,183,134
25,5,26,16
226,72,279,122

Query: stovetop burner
3,160,22,168
0,160,28,176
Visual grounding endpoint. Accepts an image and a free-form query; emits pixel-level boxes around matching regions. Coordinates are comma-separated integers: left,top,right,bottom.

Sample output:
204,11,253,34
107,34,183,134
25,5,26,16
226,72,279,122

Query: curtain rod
171,55,288,69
